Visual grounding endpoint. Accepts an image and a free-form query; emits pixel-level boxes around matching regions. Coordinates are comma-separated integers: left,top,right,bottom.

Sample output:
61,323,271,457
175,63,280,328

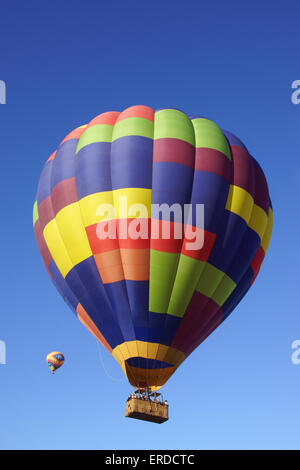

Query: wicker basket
125,398,169,424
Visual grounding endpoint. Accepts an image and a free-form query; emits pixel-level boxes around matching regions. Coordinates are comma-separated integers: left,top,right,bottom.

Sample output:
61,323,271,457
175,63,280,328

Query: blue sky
0,0,300,450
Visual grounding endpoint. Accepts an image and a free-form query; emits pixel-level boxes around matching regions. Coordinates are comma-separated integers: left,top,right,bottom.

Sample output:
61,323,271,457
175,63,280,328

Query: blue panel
36,160,53,205
222,267,254,320
65,257,102,299
76,142,112,198
103,281,137,342
124,280,150,342
159,313,182,345
78,290,123,349
152,162,194,206
190,171,229,233
65,257,124,349
208,211,247,272
49,260,78,312
147,312,181,346
125,280,149,317
50,140,77,190
126,357,173,369
111,136,153,190
222,129,247,150
226,228,260,283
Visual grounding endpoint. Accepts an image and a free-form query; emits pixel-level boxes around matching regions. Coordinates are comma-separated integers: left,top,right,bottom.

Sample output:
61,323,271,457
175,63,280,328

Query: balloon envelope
46,351,65,373
34,106,273,389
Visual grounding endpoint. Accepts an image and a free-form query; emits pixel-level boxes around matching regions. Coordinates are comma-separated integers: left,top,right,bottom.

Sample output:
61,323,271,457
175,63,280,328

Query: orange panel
94,250,125,283
120,248,150,281
77,303,112,353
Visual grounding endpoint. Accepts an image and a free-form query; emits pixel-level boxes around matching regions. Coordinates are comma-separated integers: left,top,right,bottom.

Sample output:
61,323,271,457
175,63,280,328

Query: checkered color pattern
33,106,273,389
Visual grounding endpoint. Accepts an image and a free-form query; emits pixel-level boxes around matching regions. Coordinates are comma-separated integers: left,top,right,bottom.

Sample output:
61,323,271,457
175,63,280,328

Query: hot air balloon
46,351,65,374
33,105,272,423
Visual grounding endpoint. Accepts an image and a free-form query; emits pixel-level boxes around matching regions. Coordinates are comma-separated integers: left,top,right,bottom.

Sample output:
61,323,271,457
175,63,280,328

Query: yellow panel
55,202,92,268
261,207,273,253
125,365,176,387
112,341,186,366
111,347,124,365
248,204,268,240
113,188,152,219
43,219,73,278
156,344,186,366
137,341,148,358
79,188,152,227
113,342,137,362
226,185,254,224
79,191,115,226
147,342,159,359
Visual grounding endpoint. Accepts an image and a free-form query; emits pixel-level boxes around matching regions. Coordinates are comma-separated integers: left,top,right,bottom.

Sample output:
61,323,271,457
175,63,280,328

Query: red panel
51,177,78,215
87,111,120,127
86,222,119,254
182,227,216,261
153,138,195,168
251,244,265,278
171,291,222,355
151,219,216,261
38,177,78,231
60,125,87,145
231,145,255,197
195,147,232,182
37,195,55,232
46,150,56,163
116,105,154,123
151,219,184,253
86,219,151,254
253,163,270,214
34,218,52,275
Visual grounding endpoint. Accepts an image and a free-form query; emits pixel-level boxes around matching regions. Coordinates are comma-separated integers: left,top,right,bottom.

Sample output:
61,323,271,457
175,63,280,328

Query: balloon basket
125,389,169,424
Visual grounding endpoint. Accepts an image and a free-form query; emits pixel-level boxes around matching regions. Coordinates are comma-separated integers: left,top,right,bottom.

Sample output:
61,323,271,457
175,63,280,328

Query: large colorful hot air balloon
33,105,272,394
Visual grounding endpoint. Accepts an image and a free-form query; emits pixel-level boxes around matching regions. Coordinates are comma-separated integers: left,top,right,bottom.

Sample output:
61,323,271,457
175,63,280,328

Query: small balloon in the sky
46,351,65,374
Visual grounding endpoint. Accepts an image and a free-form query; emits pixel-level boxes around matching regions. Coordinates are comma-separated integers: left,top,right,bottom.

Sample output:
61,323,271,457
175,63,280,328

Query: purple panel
111,136,153,190
171,291,222,355
76,142,112,198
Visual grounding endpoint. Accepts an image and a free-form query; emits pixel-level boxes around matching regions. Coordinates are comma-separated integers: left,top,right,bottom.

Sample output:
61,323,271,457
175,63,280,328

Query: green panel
149,250,180,314
154,109,195,146
167,256,205,318
212,274,236,306
196,262,224,298
33,201,39,226
191,118,231,160
112,117,154,141
76,124,113,153
196,262,236,306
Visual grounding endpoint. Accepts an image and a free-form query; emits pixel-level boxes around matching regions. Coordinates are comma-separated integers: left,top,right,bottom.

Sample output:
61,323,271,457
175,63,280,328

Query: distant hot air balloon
46,352,65,374
34,106,272,422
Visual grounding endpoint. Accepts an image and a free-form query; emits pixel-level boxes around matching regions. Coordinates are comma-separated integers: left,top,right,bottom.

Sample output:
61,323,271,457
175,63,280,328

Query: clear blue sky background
0,0,299,450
